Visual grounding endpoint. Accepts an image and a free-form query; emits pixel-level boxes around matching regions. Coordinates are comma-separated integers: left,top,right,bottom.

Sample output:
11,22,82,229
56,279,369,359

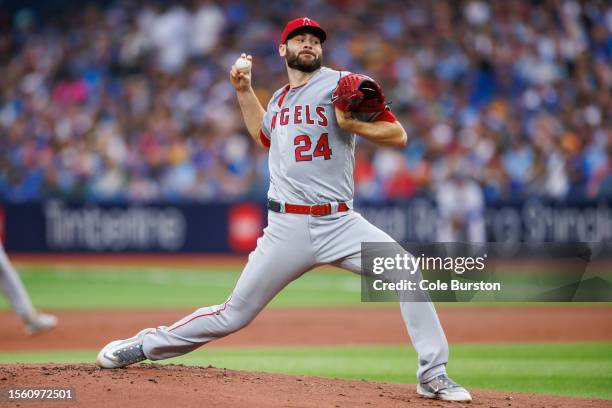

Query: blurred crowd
0,0,610,203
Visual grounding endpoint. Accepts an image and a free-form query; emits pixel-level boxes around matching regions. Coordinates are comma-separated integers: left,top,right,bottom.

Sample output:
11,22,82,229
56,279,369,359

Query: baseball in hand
235,57,252,73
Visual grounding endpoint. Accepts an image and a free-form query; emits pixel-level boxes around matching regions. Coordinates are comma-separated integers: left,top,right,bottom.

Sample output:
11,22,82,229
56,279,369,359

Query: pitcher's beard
286,51,322,73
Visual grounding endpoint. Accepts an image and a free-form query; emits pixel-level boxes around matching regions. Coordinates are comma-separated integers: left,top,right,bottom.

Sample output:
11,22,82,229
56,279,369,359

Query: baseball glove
331,73,388,114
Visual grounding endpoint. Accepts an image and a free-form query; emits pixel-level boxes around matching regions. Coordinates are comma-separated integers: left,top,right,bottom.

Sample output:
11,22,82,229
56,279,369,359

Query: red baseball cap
280,17,326,44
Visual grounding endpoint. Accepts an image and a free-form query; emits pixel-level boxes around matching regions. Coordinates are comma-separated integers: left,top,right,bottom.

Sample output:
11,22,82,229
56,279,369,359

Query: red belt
268,199,350,216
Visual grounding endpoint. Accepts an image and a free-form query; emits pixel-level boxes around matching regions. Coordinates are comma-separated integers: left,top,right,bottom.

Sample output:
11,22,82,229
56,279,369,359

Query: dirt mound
0,364,608,408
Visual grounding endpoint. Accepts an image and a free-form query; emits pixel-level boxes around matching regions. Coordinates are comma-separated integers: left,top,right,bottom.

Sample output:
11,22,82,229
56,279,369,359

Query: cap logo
303,18,311,26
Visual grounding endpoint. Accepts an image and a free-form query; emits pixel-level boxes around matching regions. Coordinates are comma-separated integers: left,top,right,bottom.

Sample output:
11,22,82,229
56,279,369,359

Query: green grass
0,264,364,309
3,264,611,310
1,343,611,400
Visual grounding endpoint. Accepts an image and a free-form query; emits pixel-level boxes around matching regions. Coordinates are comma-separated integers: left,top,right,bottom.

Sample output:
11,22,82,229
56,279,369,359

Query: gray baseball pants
142,210,449,382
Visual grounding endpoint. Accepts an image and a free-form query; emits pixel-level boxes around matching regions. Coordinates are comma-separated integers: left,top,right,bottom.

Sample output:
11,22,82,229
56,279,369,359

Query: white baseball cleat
24,312,58,336
416,374,472,402
96,328,152,369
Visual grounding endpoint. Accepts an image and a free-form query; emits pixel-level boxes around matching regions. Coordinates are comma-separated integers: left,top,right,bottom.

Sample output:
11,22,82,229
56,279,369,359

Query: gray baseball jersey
139,66,450,383
262,68,355,204
260,67,386,205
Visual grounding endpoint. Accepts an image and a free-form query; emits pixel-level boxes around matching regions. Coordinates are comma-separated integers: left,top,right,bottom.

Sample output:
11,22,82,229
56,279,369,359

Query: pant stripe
167,295,232,333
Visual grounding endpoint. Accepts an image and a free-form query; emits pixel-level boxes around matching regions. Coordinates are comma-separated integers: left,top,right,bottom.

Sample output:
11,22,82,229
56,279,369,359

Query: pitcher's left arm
331,73,407,148
335,108,407,148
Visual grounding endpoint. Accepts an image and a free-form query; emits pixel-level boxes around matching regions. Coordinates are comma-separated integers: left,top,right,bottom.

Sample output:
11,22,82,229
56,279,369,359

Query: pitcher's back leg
316,212,449,382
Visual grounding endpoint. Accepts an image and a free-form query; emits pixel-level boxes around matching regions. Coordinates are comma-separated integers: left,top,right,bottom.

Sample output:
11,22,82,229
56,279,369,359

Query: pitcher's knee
210,299,258,336
221,303,259,333
220,313,252,334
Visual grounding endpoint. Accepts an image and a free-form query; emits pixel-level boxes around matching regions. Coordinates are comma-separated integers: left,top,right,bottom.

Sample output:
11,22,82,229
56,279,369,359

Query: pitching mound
0,364,608,408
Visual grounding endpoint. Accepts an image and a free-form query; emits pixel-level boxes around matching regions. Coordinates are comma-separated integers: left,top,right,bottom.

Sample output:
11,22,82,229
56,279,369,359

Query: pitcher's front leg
143,231,315,360
97,212,315,368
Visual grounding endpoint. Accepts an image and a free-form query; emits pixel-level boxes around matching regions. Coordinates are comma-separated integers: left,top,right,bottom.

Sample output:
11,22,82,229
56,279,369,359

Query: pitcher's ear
279,43,286,57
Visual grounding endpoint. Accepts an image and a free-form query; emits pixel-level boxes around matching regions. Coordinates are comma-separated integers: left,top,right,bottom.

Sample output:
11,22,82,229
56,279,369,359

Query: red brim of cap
283,26,326,44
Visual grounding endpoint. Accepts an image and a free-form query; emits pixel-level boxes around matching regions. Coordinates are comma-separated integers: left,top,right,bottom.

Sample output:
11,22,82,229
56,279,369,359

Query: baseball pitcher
97,17,471,402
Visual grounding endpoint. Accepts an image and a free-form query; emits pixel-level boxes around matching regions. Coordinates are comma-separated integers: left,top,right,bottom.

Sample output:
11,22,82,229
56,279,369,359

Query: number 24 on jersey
294,133,332,162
